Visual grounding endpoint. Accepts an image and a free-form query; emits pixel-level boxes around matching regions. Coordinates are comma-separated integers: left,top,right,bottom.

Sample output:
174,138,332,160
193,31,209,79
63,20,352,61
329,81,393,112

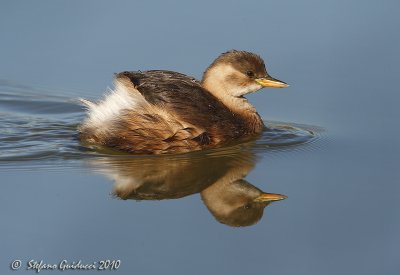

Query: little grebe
78,50,288,154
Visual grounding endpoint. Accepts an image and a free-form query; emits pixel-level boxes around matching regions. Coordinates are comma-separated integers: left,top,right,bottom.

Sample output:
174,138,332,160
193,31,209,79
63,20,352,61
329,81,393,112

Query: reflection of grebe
87,142,286,227
201,179,285,227
79,50,288,154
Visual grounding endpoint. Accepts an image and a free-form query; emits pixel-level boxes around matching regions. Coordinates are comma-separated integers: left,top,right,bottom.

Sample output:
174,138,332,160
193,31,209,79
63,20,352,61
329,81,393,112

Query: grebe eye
246,71,254,78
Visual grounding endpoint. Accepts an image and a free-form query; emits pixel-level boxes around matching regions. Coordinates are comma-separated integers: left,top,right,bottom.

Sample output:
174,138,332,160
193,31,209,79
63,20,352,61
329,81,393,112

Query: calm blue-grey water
1,0,399,274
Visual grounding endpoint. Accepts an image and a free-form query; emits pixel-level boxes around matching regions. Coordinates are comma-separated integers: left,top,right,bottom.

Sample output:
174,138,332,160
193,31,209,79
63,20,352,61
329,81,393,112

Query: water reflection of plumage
88,143,286,227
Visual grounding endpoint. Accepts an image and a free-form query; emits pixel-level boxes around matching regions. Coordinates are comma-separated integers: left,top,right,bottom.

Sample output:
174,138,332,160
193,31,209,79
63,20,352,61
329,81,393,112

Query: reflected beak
254,192,288,202
255,76,289,88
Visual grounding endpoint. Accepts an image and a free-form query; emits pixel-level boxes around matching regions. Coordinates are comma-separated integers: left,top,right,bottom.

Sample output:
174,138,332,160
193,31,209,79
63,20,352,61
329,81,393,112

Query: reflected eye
246,71,254,78
244,204,252,209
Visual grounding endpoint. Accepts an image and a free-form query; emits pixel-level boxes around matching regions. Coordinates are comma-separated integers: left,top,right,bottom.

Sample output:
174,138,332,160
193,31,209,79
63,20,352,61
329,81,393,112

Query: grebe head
201,179,287,227
202,50,288,98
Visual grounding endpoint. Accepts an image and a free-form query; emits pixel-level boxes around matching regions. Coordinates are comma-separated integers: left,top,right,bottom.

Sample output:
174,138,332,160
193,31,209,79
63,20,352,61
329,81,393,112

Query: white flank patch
82,82,142,128
112,175,143,195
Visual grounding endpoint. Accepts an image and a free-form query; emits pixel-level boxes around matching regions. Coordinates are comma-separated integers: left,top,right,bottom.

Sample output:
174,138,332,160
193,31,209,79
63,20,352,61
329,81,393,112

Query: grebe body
78,51,288,154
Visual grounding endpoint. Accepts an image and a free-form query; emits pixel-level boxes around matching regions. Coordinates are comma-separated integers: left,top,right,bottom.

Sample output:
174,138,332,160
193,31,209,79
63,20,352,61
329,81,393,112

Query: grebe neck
202,70,264,134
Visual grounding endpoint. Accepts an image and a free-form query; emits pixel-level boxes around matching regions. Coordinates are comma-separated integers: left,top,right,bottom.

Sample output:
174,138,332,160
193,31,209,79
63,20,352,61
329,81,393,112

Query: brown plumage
78,50,288,154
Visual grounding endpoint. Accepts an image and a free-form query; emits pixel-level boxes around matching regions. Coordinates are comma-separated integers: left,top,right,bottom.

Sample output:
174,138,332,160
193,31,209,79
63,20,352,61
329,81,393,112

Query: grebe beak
253,192,288,202
256,75,289,88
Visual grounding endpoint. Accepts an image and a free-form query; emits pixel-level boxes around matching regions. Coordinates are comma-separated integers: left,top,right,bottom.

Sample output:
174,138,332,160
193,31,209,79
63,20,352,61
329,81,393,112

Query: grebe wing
115,70,232,126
